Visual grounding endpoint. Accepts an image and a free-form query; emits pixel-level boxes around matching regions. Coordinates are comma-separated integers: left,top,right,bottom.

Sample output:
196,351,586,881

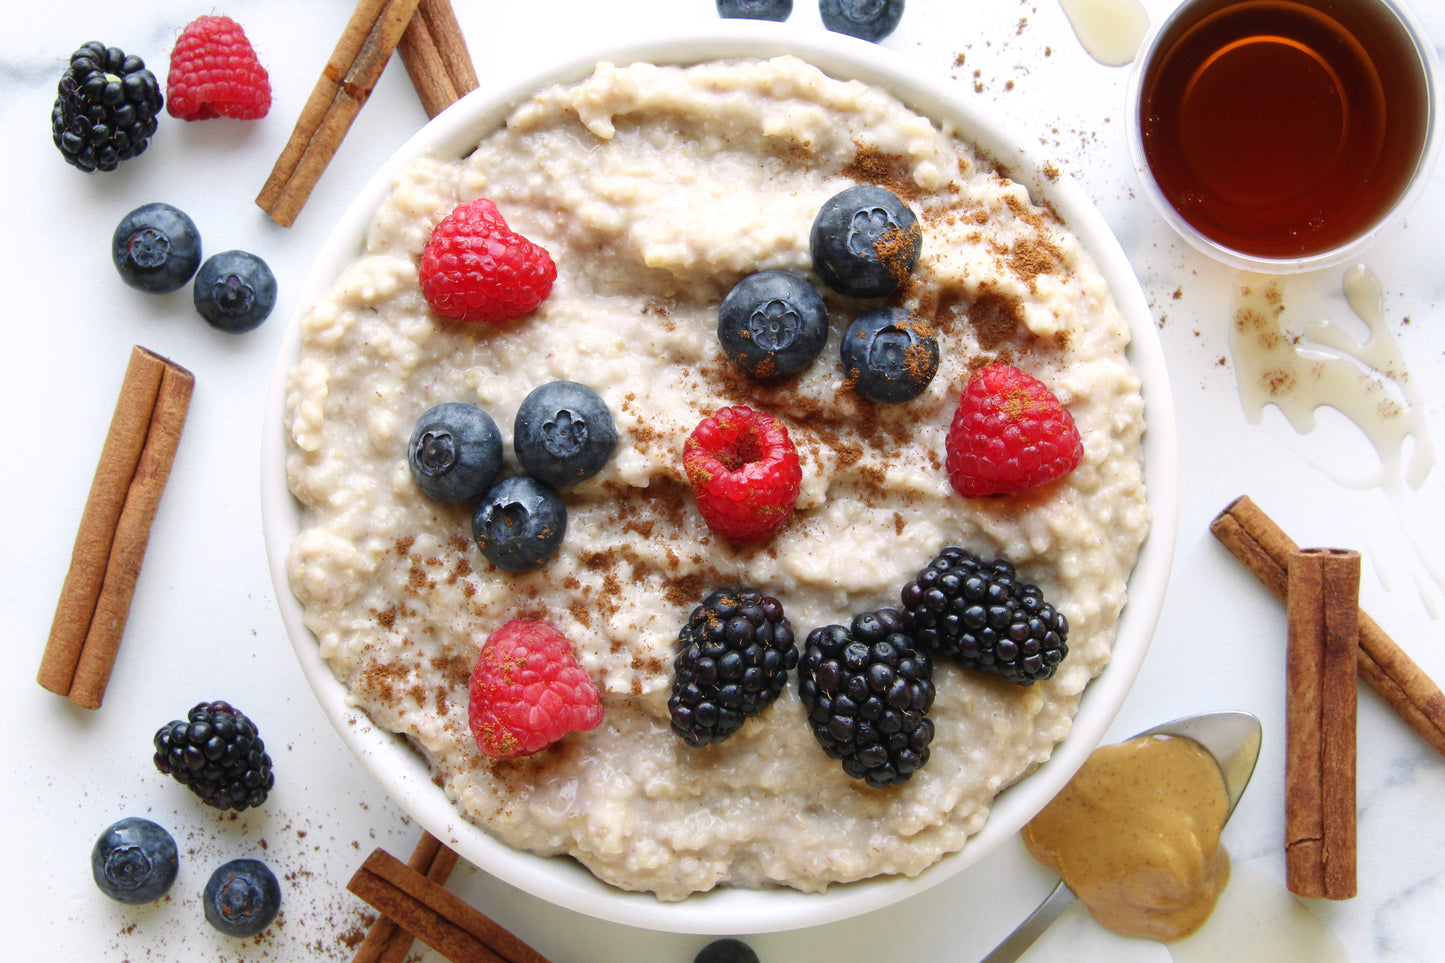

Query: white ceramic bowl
261,21,1179,936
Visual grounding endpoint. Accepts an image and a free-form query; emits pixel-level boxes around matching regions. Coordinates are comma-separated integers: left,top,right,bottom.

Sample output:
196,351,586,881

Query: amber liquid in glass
1138,0,1430,260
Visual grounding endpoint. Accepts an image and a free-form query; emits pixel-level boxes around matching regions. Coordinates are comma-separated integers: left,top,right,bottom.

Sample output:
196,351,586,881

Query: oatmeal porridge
284,55,1150,900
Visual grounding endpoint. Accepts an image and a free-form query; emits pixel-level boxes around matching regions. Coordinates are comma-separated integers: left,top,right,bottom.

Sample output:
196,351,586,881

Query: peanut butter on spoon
1021,733,1231,942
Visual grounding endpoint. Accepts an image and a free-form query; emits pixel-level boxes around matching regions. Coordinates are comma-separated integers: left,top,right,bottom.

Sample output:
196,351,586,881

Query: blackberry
669,588,798,746
798,608,935,787
900,546,1069,685
153,701,275,811
51,41,163,173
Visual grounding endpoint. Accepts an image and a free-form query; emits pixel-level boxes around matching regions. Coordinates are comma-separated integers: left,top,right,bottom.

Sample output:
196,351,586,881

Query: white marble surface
4,1,1444,961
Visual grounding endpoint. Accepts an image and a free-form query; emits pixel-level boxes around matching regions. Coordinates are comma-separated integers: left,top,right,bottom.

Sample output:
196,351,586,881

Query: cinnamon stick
398,0,478,118
1210,495,1445,758
38,346,193,709
348,848,551,963
353,832,460,963
1285,548,1358,900
257,0,423,226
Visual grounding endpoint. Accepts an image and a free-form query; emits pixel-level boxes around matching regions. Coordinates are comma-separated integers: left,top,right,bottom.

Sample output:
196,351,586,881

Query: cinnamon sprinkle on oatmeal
968,287,1026,350
844,143,920,200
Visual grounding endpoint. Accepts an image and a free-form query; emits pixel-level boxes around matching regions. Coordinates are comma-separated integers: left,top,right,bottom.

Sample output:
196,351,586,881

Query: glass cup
1126,0,1440,273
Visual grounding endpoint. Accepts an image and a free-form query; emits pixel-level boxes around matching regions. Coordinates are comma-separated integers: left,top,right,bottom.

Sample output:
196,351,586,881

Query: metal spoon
978,710,1264,963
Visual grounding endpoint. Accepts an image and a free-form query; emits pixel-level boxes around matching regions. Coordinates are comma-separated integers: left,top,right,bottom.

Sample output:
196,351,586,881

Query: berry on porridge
717,270,831,382
668,587,799,746
841,306,940,404
799,607,936,787
419,198,557,323
408,402,505,504
901,546,1070,684
513,381,619,488
472,475,568,573
945,363,1084,498
810,184,921,298
683,406,803,543
468,619,604,758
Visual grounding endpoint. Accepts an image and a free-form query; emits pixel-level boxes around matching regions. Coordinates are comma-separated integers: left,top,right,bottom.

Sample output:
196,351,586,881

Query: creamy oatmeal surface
285,56,1149,900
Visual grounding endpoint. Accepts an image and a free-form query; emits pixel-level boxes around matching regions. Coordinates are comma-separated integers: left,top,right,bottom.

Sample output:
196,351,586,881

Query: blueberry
810,184,921,299
203,858,281,938
472,475,567,573
841,307,939,403
820,0,905,42
717,270,829,382
513,381,618,487
408,403,504,503
717,0,792,19
111,203,202,294
91,817,178,904
695,938,762,963
193,250,277,333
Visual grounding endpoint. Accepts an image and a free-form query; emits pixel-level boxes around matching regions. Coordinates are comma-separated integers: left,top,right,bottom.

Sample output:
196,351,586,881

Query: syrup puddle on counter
1228,265,1444,614
1229,265,1434,491
1058,0,1150,65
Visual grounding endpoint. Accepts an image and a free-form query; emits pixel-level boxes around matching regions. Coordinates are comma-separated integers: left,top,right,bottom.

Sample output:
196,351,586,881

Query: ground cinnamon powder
843,143,921,200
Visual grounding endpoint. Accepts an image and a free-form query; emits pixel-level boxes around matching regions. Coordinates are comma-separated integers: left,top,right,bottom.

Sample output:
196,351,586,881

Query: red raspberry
419,199,557,324
468,620,603,759
945,363,1083,497
166,16,271,121
683,406,802,543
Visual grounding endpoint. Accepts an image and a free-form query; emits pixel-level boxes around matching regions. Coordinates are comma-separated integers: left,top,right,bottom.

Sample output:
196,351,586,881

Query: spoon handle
976,879,1078,963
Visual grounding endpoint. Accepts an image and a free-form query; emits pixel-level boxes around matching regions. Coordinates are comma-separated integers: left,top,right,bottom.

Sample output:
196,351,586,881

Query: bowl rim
260,20,1180,935
1123,0,1443,274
